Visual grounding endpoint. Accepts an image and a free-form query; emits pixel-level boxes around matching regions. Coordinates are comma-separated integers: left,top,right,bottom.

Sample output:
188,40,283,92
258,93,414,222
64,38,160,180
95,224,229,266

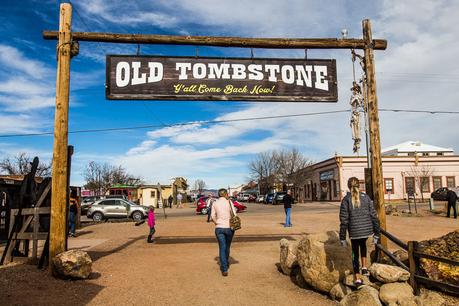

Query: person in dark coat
283,190,294,227
446,189,458,218
339,177,380,287
168,195,173,208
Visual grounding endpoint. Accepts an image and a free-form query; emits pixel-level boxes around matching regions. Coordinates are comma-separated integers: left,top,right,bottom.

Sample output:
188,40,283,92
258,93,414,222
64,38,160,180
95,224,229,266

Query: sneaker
222,271,228,277
361,267,369,276
354,279,363,288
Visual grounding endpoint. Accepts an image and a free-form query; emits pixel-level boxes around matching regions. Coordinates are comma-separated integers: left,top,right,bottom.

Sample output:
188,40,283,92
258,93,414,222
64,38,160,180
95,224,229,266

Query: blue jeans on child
284,208,292,227
215,228,234,272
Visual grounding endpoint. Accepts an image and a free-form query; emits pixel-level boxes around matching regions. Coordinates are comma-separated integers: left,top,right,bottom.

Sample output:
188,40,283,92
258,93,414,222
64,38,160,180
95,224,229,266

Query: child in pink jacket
147,206,156,243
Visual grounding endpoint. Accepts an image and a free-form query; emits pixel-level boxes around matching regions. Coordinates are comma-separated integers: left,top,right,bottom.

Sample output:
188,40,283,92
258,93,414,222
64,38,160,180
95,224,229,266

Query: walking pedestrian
283,190,294,227
177,193,183,208
168,195,173,208
446,188,458,218
210,188,237,277
339,177,380,287
68,192,78,237
147,206,156,243
206,193,215,223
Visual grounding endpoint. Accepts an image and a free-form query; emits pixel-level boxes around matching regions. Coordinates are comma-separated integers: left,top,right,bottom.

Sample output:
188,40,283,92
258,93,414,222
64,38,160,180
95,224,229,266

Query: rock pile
418,230,459,286
279,232,447,305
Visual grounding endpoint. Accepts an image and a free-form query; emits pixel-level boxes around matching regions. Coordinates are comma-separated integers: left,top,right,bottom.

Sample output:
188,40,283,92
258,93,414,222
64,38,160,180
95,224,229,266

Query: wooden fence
375,228,459,296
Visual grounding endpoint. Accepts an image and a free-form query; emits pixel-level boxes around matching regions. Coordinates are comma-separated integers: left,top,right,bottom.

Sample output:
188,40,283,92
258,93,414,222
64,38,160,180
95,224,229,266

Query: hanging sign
106,55,337,102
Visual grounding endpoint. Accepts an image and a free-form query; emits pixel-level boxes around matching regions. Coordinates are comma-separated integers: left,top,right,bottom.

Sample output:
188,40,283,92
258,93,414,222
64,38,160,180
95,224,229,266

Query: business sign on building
320,170,334,181
106,55,338,102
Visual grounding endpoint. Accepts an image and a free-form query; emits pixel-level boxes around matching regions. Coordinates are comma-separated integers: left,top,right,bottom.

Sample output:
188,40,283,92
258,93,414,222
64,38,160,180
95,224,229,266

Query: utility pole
49,3,72,268
363,19,387,248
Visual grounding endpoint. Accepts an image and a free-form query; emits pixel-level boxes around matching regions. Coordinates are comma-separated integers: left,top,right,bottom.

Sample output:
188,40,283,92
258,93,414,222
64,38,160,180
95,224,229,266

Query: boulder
340,286,382,306
369,263,410,283
52,249,92,279
279,238,298,275
414,289,446,306
379,282,415,306
343,273,380,290
393,249,409,267
296,231,353,293
418,230,459,285
329,283,352,301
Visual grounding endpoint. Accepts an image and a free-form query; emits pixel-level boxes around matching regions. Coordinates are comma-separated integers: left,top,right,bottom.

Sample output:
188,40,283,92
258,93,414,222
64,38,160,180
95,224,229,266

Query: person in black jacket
339,177,380,287
446,189,458,218
283,190,294,227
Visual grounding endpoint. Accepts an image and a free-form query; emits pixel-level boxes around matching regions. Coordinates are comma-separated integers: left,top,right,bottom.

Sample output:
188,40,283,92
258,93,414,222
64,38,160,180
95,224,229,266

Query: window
422,153,429,156
408,152,415,156
446,176,456,188
432,177,442,190
437,152,444,156
150,191,156,198
405,177,415,195
100,200,116,206
420,177,430,193
384,178,394,194
333,180,338,197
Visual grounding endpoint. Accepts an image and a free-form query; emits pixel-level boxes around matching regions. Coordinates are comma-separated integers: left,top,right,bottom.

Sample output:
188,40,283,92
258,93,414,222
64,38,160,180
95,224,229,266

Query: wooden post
49,3,72,269
408,241,420,295
363,19,387,248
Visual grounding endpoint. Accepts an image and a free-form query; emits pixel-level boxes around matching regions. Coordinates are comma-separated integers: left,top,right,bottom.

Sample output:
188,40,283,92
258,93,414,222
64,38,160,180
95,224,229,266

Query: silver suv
87,198,149,222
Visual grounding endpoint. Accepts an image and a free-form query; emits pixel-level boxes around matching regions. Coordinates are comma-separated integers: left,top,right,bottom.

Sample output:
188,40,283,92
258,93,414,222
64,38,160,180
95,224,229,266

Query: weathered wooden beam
42,31,387,50
363,19,387,249
49,3,72,269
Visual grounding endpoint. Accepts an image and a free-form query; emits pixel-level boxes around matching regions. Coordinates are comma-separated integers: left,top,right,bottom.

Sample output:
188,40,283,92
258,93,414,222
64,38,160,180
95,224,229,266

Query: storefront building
294,141,459,202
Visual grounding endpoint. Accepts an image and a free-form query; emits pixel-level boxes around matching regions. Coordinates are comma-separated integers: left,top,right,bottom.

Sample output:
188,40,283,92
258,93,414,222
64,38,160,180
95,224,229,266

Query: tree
83,161,142,195
193,179,206,194
248,148,312,193
0,152,51,177
407,163,434,213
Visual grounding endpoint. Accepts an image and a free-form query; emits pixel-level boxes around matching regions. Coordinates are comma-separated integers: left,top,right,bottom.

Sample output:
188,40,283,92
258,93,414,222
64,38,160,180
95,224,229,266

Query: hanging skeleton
349,49,365,154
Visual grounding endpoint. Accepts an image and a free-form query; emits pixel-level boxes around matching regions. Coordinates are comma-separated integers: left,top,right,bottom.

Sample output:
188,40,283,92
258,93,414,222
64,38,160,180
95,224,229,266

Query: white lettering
314,66,329,91
193,63,207,79
208,63,230,79
231,64,246,79
295,65,313,87
115,61,130,87
131,62,147,85
147,62,163,83
265,65,280,82
281,65,295,84
176,63,191,80
247,64,263,80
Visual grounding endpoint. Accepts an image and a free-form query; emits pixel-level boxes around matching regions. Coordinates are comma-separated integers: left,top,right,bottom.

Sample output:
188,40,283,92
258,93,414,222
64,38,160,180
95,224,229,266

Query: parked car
248,194,257,202
195,197,247,215
265,193,274,204
87,198,149,222
256,194,265,203
81,196,102,214
431,187,459,201
272,192,287,205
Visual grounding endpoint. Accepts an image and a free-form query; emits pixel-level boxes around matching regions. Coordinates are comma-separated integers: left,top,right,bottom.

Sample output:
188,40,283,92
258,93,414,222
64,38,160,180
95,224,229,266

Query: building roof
382,141,454,154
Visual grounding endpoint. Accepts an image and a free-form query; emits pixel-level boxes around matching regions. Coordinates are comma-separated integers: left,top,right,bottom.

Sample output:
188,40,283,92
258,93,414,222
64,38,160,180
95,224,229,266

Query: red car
196,197,247,215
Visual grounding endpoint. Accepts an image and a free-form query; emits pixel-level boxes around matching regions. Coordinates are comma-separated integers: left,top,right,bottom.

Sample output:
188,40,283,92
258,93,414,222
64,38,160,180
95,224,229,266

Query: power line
2,108,459,139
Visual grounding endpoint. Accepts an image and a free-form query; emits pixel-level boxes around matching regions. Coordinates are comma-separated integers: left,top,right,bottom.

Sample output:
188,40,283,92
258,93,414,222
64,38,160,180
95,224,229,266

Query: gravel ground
1,202,458,306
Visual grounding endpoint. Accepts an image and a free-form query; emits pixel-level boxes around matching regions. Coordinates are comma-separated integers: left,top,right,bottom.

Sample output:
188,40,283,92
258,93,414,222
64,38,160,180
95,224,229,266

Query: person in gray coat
339,177,380,287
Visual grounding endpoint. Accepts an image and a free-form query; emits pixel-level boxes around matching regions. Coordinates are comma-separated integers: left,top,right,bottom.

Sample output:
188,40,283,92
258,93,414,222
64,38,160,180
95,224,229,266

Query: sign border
105,55,338,102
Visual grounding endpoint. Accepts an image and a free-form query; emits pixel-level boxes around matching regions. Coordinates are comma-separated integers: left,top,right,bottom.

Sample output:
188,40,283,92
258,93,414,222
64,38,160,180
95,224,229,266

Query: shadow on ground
87,236,144,262
0,264,104,306
154,233,303,244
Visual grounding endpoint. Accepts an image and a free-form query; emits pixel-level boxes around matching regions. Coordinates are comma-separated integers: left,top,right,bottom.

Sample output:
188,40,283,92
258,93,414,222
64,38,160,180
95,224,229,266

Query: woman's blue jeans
284,208,291,226
215,228,234,272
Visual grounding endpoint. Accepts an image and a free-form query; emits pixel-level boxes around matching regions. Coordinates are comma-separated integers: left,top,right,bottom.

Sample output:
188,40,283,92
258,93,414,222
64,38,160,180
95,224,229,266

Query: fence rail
377,229,459,296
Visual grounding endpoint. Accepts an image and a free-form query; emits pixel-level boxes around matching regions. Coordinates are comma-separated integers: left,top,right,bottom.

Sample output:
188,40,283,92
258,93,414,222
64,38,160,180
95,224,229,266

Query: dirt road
1,202,457,305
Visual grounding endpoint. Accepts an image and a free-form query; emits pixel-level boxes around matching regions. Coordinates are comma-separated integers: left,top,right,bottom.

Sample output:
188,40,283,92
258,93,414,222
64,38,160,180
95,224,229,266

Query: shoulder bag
228,200,241,231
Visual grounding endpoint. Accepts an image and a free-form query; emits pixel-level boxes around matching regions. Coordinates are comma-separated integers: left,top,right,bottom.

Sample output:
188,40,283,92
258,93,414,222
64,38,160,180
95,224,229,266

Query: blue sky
1,0,459,188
